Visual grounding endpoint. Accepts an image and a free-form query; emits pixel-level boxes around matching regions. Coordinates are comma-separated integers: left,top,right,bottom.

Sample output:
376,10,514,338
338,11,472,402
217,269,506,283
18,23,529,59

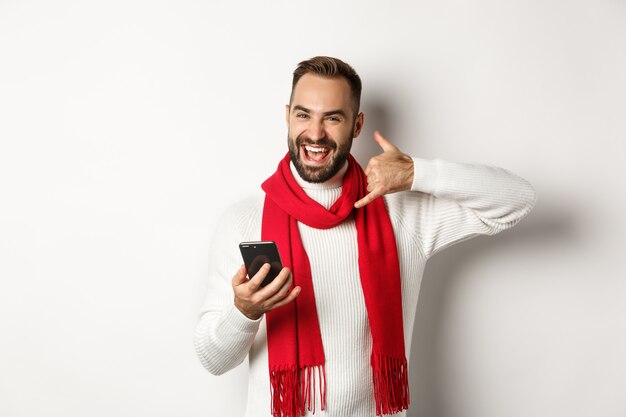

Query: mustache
295,135,337,150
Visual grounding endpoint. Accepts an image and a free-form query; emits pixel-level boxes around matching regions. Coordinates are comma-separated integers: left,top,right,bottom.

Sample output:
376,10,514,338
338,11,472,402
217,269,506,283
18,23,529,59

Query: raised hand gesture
354,131,414,209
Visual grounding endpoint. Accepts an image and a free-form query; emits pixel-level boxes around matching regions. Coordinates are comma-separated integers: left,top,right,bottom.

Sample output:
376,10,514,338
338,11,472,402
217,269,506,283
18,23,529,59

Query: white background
1,1,625,416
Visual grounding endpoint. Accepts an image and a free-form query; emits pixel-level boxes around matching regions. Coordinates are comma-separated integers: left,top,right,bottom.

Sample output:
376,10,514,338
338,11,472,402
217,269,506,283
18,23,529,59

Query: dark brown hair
290,56,362,116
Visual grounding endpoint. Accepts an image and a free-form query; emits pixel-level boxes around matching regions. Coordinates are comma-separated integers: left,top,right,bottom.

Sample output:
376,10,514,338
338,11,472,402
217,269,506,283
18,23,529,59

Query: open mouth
301,144,332,165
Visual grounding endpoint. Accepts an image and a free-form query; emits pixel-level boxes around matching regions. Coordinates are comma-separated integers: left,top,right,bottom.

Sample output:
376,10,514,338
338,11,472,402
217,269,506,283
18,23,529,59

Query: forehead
291,74,353,113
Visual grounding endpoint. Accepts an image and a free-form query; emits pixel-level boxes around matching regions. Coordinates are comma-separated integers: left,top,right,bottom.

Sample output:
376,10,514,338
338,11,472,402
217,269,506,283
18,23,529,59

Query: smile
301,145,332,164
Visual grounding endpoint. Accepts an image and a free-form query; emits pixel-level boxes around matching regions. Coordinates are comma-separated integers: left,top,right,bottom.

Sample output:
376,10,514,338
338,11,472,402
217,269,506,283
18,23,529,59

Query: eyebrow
292,105,348,118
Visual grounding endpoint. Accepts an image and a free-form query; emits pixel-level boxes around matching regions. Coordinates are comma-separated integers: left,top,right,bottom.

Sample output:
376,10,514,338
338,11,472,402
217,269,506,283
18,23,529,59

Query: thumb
232,264,248,287
373,130,398,153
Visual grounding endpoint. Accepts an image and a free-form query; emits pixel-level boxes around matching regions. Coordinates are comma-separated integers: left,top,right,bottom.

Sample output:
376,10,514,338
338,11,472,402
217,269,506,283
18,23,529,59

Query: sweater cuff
410,157,439,195
222,303,263,333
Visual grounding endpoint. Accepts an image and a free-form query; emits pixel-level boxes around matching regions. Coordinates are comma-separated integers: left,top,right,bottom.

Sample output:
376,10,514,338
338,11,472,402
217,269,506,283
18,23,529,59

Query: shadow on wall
352,92,398,165
407,202,577,417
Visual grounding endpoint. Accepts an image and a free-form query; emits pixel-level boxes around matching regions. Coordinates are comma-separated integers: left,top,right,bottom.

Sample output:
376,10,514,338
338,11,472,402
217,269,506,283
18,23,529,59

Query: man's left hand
354,131,414,209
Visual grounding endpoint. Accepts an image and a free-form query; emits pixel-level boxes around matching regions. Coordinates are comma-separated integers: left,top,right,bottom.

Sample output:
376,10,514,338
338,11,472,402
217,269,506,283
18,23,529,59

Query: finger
231,264,248,287
269,286,301,311
247,263,271,292
374,130,398,153
256,267,291,300
264,270,294,306
354,189,383,209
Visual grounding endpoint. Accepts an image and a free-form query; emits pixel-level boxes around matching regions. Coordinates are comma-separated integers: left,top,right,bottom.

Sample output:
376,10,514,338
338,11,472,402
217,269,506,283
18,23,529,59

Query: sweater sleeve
193,199,263,376
388,157,537,259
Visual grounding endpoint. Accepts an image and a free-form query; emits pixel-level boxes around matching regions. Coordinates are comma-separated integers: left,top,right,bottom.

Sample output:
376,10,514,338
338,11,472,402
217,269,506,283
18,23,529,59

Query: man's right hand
232,264,301,320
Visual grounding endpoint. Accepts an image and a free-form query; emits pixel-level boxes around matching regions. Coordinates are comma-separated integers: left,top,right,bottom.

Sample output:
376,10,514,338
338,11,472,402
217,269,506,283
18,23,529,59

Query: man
194,56,536,417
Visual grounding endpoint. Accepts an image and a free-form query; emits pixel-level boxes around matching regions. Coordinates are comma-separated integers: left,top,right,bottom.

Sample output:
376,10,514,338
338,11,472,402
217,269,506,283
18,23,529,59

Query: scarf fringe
371,353,410,416
269,365,326,417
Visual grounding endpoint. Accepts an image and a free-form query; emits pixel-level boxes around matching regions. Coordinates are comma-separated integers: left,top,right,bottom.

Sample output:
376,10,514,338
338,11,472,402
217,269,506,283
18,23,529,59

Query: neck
289,161,348,209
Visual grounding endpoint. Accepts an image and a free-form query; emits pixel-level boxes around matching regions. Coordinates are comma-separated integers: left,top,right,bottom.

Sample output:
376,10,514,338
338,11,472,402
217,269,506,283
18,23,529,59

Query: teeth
305,146,328,153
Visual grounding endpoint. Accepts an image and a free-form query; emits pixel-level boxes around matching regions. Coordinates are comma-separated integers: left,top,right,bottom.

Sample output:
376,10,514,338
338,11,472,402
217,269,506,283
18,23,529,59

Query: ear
353,112,365,138
285,104,290,128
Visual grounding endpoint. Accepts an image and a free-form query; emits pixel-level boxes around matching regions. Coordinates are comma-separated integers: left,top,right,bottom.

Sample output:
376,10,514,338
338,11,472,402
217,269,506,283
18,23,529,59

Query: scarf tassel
269,365,326,417
371,353,410,416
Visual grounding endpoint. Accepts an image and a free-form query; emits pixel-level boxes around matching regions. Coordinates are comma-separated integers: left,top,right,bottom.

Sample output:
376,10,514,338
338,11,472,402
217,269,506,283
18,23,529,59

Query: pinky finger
354,190,381,209
269,286,301,311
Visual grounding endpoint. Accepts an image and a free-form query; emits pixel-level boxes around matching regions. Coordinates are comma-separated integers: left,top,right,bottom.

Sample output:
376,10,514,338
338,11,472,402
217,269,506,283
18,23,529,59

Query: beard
288,132,353,183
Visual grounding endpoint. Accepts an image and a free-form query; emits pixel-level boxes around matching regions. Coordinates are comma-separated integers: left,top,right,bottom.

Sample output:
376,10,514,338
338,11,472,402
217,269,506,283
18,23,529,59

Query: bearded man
194,56,536,417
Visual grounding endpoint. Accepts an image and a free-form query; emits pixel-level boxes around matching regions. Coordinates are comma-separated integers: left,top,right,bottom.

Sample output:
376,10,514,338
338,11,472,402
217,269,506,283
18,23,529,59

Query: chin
296,157,342,183
288,135,351,183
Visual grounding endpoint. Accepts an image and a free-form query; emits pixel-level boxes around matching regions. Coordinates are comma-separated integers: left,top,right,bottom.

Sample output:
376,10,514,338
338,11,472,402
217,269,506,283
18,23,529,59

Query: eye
326,116,341,122
296,113,309,119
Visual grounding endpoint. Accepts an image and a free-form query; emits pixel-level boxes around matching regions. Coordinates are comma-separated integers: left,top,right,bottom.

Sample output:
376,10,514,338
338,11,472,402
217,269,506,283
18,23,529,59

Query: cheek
293,131,308,143
331,125,354,143
287,126,301,140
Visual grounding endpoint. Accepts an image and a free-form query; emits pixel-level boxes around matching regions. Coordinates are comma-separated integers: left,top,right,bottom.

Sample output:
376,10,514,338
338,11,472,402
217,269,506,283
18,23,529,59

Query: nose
308,119,325,141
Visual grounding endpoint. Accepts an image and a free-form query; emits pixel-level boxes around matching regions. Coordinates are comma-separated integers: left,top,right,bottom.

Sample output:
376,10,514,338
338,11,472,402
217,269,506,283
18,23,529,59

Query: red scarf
261,153,409,417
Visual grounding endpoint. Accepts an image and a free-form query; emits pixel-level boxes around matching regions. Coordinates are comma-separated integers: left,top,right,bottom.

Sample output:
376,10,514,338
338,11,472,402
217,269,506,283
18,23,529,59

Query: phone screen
239,241,283,287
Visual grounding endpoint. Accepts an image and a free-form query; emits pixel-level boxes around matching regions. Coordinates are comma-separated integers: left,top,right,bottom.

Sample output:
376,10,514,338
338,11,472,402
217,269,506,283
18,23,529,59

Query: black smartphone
239,241,284,288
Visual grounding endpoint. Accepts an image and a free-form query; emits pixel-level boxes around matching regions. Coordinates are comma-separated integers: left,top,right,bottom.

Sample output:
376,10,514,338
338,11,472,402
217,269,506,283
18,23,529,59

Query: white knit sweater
194,156,536,417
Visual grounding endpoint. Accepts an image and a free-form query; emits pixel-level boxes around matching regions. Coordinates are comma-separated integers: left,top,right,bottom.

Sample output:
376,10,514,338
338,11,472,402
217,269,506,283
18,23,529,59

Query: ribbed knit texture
194,157,537,417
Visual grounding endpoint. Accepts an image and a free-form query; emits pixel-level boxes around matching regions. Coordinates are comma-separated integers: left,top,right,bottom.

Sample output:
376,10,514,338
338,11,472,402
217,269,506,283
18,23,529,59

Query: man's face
287,74,364,183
